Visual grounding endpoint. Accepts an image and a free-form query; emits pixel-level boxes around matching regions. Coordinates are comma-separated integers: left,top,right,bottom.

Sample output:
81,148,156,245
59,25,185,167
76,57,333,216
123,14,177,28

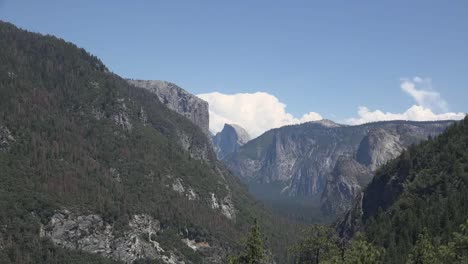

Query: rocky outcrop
0,125,15,151
165,175,235,220
225,120,454,217
356,128,405,171
169,177,199,201
176,130,212,161
212,123,251,160
208,192,236,220
321,158,372,216
45,210,184,264
127,80,210,136
334,192,365,239
112,98,133,131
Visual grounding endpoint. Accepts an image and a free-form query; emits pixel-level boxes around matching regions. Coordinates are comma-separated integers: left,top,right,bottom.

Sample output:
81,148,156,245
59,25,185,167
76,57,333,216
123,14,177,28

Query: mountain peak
223,123,251,145
127,79,210,136
307,119,343,128
212,123,251,160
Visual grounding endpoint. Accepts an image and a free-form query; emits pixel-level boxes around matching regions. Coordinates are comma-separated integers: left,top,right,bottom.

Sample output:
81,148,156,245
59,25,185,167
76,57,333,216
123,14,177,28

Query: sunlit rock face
225,120,454,217
0,125,15,151
127,79,210,137
45,210,185,264
212,123,251,160
356,128,405,171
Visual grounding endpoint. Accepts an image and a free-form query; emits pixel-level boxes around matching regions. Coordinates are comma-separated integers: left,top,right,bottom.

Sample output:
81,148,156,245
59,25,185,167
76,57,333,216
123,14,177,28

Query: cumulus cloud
400,77,448,112
346,105,465,125
345,77,465,125
197,92,322,138
197,77,464,136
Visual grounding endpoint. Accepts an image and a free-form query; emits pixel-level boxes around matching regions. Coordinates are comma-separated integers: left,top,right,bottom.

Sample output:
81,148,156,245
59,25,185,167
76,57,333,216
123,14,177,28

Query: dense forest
360,116,468,263
0,21,300,263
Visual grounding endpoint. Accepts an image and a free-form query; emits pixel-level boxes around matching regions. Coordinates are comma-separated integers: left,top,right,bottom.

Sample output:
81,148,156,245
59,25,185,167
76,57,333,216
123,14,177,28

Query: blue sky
1,0,466,136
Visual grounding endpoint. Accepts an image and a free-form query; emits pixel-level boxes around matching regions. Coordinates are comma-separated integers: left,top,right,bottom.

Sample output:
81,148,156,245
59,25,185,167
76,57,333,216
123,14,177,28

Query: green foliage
228,219,268,264
0,21,300,263
406,230,438,264
451,220,468,261
290,224,340,264
361,116,468,263
290,227,384,264
344,234,384,264
437,219,468,263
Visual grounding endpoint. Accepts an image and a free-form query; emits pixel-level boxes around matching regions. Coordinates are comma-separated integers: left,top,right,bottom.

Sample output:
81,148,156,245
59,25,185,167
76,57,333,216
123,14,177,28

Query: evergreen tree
344,234,384,264
229,218,268,264
406,230,438,264
291,224,339,264
438,219,468,263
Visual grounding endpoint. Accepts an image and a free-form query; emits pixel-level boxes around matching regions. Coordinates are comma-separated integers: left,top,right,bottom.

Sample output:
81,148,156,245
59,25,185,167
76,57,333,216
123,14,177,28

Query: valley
1,7,467,263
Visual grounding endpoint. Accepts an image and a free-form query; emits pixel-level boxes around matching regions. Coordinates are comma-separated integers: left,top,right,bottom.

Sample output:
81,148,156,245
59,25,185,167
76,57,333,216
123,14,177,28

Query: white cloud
346,105,465,125
198,77,465,135
400,77,448,112
345,77,465,125
197,92,322,138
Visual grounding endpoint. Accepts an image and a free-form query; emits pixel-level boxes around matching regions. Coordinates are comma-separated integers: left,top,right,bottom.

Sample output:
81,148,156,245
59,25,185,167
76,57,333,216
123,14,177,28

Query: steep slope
127,79,210,137
212,123,251,160
225,120,453,218
320,158,372,216
0,21,295,264
336,116,468,263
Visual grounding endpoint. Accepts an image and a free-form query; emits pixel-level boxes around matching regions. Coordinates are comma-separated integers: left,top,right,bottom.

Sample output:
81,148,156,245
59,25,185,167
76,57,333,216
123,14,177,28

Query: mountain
127,79,210,137
212,123,251,160
0,21,296,264
225,119,454,219
336,116,468,263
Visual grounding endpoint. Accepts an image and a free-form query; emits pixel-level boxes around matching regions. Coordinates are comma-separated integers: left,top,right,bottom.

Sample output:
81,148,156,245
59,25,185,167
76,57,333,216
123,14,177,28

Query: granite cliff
127,79,210,137
212,123,251,160
225,120,454,218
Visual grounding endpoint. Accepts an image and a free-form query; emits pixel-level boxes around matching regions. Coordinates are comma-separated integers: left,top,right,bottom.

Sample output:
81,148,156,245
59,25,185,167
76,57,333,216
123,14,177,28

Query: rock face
46,210,183,264
0,125,14,151
225,120,454,217
212,123,251,160
112,98,133,131
208,192,236,220
334,192,365,239
321,158,372,216
127,80,210,136
356,128,405,171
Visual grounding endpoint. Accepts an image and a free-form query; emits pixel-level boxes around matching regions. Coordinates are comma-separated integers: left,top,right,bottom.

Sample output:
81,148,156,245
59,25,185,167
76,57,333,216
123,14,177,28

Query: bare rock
212,123,251,160
45,210,184,264
226,120,454,217
0,125,15,151
127,80,210,137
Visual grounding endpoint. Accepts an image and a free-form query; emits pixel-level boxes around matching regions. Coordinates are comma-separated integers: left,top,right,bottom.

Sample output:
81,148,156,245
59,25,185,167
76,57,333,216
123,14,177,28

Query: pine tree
438,219,468,263
229,218,267,264
406,229,438,264
344,234,384,264
291,224,339,264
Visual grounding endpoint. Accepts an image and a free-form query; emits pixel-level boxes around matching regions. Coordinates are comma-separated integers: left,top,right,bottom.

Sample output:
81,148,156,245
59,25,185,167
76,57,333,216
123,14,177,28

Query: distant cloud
198,77,464,135
197,92,322,137
346,105,465,125
345,77,465,125
400,77,448,112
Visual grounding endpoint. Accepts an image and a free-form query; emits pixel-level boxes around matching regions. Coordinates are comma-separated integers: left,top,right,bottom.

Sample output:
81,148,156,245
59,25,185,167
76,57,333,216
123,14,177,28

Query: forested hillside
336,116,468,263
0,21,298,263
